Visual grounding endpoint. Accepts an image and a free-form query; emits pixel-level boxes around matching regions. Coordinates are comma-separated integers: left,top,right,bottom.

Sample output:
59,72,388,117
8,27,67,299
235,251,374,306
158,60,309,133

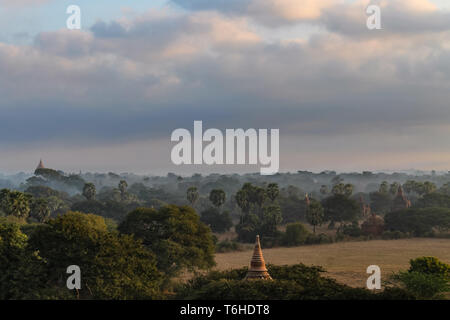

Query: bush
391,271,449,299
384,207,450,236
200,207,233,233
215,240,244,253
282,223,309,246
381,230,410,240
305,233,333,245
175,264,413,300
390,256,450,299
340,222,363,237
409,257,450,277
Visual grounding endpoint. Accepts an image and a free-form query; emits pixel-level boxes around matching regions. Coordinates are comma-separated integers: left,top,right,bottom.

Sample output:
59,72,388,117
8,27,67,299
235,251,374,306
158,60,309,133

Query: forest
1,167,449,299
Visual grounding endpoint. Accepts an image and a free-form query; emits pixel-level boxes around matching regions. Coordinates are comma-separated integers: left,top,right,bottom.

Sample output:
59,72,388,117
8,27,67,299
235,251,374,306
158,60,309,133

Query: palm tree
209,189,226,208
30,198,51,222
9,191,31,219
266,183,279,203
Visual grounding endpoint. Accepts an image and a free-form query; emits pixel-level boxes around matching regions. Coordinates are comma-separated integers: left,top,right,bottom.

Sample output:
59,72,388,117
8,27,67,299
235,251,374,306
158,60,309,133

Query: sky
1,0,450,175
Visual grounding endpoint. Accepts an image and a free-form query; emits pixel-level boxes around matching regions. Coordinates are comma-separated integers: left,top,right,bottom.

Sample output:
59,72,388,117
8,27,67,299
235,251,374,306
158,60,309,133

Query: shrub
215,240,244,253
381,230,410,240
384,207,450,236
391,271,449,299
282,223,309,246
304,233,333,245
390,256,450,299
409,257,450,277
175,264,413,300
340,222,363,237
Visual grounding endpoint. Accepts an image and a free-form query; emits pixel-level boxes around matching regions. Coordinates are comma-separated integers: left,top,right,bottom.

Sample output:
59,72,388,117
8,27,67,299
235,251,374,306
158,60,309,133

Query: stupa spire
36,159,45,170
244,235,272,280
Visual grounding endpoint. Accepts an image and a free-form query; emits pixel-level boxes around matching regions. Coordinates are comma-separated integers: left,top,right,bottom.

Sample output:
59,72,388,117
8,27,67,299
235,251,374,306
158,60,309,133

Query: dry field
214,238,450,287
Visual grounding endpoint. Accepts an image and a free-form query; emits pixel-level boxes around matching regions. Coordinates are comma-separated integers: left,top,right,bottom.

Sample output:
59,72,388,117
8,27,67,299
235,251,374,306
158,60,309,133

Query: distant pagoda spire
244,235,272,280
36,159,45,170
392,186,411,211
305,193,310,206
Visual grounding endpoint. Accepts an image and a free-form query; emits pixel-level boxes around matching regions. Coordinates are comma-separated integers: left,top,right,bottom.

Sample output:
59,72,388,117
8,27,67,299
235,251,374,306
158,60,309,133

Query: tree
283,223,309,246
186,186,199,207
200,207,232,233
320,185,329,196
389,182,400,195
379,181,389,194
260,204,282,237
118,180,128,200
236,189,250,214
384,207,450,236
82,183,96,201
29,212,163,299
306,200,324,234
322,194,360,225
118,205,215,279
0,221,47,299
390,257,450,299
370,191,393,214
209,189,226,208
30,198,51,222
331,183,353,197
266,183,279,202
0,189,31,219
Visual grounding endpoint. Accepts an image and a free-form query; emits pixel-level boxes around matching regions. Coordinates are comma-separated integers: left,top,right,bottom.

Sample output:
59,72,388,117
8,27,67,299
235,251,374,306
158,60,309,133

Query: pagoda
244,235,272,280
392,186,411,211
304,193,310,206
36,159,45,170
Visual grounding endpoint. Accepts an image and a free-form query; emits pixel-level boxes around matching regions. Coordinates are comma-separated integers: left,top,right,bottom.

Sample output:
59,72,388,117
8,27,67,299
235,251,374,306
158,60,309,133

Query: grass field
214,238,450,287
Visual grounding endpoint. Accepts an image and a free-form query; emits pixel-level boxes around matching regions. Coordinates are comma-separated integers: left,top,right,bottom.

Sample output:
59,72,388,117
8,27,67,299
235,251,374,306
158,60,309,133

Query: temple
244,235,272,280
304,193,310,206
392,186,411,211
36,159,45,170
359,196,371,217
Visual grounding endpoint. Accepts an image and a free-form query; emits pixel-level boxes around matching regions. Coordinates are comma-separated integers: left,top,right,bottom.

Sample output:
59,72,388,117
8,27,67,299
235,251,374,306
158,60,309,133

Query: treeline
0,206,214,299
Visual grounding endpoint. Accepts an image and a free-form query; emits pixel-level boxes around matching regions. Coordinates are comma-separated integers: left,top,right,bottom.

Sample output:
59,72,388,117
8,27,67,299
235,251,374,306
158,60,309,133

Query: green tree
266,183,279,203
186,186,199,207
30,198,51,222
283,223,309,246
118,205,215,279
260,204,282,237
118,180,128,200
209,189,226,208
322,194,360,225
389,182,400,195
0,221,47,299
306,200,324,234
369,191,393,214
29,212,163,299
0,189,31,219
379,181,389,194
200,207,233,233
331,183,353,197
82,183,96,201
320,185,329,196
236,189,250,214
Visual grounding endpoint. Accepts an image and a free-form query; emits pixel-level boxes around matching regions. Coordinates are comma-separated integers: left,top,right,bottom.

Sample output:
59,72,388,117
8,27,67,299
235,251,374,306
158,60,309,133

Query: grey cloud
1,9,450,172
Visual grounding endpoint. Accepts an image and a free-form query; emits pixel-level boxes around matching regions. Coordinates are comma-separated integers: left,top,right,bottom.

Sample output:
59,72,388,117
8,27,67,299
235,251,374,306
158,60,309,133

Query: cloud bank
0,0,449,172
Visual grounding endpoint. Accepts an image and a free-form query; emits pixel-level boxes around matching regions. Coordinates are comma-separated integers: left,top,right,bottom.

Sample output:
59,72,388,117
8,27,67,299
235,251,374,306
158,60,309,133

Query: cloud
1,5,450,172
0,0,52,8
